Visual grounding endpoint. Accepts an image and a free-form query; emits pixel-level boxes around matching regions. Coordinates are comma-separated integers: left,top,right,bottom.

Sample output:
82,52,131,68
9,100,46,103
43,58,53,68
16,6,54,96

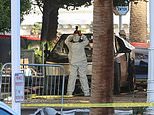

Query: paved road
22,108,37,115
21,91,147,114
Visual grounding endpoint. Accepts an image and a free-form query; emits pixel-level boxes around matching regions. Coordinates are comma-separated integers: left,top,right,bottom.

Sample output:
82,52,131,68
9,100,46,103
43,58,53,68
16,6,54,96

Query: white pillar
146,0,154,114
11,0,21,115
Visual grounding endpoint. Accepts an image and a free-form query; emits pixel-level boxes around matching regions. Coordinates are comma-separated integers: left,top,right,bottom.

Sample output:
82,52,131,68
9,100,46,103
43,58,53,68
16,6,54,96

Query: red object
0,35,40,41
131,42,149,48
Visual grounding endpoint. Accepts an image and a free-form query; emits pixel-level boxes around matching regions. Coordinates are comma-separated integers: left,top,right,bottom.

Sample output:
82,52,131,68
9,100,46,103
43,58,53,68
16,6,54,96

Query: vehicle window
0,108,13,115
54,40,68,55
135,52,148,60
54,34,93,56
48,34,93,63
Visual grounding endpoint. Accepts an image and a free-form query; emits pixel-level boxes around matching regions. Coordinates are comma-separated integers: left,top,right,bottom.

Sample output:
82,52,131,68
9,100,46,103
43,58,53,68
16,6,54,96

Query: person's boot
84,92,90,97
66,92,73,97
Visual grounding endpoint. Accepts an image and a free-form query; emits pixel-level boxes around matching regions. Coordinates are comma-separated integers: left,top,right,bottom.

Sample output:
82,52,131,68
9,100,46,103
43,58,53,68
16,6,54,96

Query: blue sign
114,6,129,15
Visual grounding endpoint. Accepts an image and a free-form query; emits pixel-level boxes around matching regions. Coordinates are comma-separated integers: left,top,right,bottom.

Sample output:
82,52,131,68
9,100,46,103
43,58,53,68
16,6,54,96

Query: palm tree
41,0,59,41
129,0,148,42
90,0,114,114
40,0,92,41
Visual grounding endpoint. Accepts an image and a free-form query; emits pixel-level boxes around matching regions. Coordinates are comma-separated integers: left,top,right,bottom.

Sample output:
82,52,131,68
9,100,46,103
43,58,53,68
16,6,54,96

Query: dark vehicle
133,46,148,88
46,34,135,95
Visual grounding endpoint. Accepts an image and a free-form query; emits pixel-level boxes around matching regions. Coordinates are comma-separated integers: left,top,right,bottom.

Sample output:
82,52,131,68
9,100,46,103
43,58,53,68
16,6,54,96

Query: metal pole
11,0,21,114
119,15,122,31
146,0,154,114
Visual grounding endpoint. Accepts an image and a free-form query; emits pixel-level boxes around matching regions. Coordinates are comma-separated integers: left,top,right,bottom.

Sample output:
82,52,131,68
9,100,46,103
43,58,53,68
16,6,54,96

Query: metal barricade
0,63,11,101
0,63,66,105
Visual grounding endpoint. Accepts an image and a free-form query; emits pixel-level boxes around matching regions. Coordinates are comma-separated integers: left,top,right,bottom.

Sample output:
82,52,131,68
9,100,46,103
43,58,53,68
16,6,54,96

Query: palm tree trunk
90,0,114,115
129,0,148,42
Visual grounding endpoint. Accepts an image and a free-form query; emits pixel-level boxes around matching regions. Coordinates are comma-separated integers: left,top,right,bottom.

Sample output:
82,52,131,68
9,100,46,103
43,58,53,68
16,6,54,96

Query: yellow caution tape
21,102,154,108
30,95,73,99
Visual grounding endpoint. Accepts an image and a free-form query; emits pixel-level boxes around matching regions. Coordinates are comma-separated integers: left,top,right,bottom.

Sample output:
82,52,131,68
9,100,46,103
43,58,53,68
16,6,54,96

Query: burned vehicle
46,34,135,95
